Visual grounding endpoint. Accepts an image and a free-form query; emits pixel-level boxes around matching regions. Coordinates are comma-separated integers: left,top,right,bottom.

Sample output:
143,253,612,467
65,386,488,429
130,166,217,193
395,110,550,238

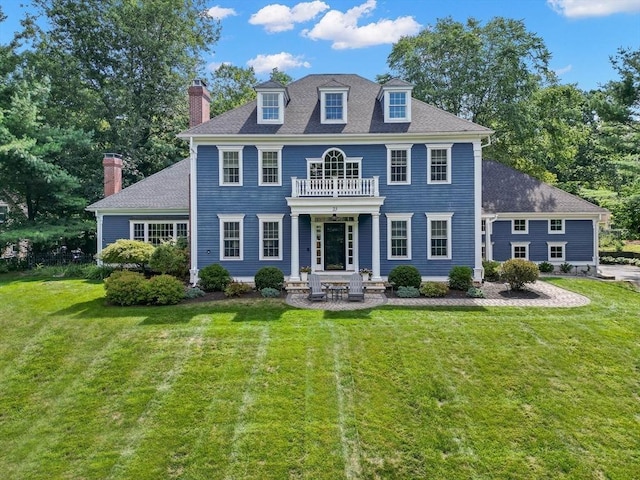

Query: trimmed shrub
482,260,501,282
224,281,252,297
104,270,150,306
448,266,473,291
466,286,485,298
260,287,281,298
184,286,205,299
254,266,284,290
396,286,420,298
198,263,231,292
147,274,185,305
538,261,554,273
420,281,449,298
500,258,539,291
98,239,155,269
388,265,422,289
149,242,188,278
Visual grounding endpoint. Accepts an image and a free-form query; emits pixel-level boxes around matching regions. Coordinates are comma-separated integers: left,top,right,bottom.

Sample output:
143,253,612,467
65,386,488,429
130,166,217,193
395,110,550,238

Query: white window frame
129,220,189,245
386,213,413,260
511,241,530,260
427,144,453,184
383,90,411,122
386,144,412,185
547,241,567,262
257,214,284,261
548,219,565,234
257,145,283,186
512,219,529,234
218,214,244,261
257,92,284,124
320,90,348,124
426,213,453,260
218,146,244,186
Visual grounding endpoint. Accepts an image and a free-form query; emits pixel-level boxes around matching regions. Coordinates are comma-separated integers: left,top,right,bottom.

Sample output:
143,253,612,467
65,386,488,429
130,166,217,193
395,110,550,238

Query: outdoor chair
347,273,365,302
307,273,327,301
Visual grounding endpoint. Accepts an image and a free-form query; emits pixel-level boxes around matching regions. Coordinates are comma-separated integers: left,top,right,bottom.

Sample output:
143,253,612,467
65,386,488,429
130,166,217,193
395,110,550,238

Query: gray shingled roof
180,74,492,137
86,158,189,211
483,160,608,215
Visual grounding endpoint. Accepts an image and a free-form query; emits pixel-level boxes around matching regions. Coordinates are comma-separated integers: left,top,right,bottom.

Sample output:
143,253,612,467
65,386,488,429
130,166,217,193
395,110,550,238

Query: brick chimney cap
103,152,123,159
192,79,207,87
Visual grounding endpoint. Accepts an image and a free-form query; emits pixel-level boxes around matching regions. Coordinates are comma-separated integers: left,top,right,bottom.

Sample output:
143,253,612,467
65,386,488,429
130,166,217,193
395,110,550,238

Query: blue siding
101,215,188,248
196,142,477,277
491,219,595,263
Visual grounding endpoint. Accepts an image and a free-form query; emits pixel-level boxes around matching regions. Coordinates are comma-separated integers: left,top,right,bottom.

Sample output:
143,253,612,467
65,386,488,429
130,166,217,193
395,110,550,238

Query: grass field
0,274,639,479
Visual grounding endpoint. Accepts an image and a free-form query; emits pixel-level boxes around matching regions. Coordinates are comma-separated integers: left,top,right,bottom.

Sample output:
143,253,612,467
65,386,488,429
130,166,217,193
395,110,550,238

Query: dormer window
379,78,413,123
319,80,349,124
255,80,289,125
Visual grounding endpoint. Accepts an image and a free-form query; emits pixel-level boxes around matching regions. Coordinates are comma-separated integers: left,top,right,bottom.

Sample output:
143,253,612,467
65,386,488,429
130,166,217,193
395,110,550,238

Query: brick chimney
188,79,211,128
103,153,123,197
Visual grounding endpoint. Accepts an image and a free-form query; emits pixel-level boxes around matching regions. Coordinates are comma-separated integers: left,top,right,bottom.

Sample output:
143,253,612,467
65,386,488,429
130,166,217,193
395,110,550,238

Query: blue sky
2,0,639,90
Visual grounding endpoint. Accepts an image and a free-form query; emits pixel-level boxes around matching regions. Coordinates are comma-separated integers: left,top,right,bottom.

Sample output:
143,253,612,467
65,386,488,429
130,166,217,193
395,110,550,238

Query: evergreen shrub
104,270,150,306
198,264,231,292
419,281,449,298
388,265,421,289
500,259,539,291
396,286,420,298
254,266,284,290
147,274,185,305
448,266,473,291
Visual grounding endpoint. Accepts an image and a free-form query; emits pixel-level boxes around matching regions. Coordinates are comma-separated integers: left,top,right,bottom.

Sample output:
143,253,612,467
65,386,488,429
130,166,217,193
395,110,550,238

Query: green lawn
1,275,639,479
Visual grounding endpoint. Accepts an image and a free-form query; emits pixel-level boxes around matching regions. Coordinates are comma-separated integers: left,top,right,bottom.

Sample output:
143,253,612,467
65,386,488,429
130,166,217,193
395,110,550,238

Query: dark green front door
324,223,345,270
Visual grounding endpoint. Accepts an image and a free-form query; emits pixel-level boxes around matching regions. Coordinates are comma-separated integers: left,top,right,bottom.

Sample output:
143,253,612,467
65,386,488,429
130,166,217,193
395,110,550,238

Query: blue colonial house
87,74,608,284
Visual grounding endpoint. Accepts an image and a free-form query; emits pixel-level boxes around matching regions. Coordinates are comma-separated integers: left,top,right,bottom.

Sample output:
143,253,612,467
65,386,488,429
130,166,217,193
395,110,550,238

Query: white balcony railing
291,176,379,198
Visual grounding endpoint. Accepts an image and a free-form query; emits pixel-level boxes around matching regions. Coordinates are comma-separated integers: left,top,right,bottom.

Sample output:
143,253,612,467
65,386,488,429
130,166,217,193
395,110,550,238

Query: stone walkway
286,280,590,311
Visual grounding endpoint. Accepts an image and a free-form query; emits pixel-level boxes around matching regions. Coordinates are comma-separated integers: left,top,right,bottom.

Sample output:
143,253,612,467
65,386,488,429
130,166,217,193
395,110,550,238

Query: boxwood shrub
254,266,284,290
198,263,231,292
147,274,185,305
419,281,449,298
104,270,150,306
448,266,473,291
388,265,421,289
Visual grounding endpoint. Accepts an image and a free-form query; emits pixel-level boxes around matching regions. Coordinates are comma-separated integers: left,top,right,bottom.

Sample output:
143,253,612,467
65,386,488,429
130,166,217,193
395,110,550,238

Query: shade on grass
0,275,638,479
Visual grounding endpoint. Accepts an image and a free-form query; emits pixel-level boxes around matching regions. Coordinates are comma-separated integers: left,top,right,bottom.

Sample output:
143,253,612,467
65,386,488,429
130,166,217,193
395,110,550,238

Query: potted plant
359,267,372,280
299,266,311,281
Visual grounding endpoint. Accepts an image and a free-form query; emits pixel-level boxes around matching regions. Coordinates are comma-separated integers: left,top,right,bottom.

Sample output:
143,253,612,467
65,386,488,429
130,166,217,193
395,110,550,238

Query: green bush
147,274,185,305
538,261,554,273
419,281,449,298
98,239,155,269
104,270,150,306
184,287,205,299
466,286,485,298
224,281,252,297
198,264,231,292
500,258,539,291
560,262,574,273
254,266,284,290
149,242,188,278
388,265,422,289
0,262,9,274
260,287,281,298
448,266,473,291
396,286,420,298
83,265,116,280
482,260,501,282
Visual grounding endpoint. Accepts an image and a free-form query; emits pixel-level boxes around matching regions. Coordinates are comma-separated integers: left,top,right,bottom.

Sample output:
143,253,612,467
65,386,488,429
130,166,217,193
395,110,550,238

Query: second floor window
427,144,452,184
512,219,528,234
219,147,243,186
258,146,282,186
387,145,411,184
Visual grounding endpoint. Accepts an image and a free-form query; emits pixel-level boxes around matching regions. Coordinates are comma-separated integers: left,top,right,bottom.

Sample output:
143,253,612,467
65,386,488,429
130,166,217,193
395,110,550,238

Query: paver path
286,280,590,311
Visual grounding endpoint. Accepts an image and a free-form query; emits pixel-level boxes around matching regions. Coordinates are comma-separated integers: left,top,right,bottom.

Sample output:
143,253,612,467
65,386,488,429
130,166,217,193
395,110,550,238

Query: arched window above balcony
308,148,361,180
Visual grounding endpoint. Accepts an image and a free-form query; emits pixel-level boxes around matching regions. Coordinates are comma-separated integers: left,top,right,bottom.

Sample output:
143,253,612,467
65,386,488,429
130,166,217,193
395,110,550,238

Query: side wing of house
482,160,609,267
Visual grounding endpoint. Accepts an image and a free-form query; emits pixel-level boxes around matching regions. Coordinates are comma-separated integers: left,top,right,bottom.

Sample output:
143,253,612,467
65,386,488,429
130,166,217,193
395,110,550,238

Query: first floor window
386,214,412,260
511,242,530,259
548,242,567,261
130,221,188,245
258,214,283,260
218,214,244,260
426,213,453,260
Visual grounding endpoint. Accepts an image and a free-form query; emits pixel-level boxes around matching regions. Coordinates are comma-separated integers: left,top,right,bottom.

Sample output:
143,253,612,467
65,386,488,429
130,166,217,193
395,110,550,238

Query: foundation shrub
448,266,473,291
198,264,231,292
388,265,421,289
254,266,284,290
500,258,539,291
104,270,150,306
419,281,449,298
147,274,185,305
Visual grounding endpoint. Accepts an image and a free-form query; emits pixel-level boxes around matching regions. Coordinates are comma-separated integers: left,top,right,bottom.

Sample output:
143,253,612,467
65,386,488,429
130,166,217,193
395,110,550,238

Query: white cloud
302,0,421,50
247,52,311,73
548,0,640,17
206,6,238,20
554,64,573,76
249,1,330,33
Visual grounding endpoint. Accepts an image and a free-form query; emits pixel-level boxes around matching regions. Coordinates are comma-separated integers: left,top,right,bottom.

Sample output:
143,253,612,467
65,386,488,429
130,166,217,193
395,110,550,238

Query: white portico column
371,212,381,281
290,213,300,281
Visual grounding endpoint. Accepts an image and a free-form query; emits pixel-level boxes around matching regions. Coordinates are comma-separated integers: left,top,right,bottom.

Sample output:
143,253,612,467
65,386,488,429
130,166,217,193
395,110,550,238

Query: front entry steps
285,272,386,293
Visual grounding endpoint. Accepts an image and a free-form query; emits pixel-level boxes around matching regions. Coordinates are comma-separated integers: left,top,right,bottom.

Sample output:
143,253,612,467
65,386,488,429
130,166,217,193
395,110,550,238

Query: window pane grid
430,149,448,182
223,151,240,184
223,221,240,258
550,245,563,259
550,219,563,231
261,151,279,184
390,150,407,182
389,92,406,118
262,221,279,258
514,246,527,258
262,93,279,120
148,223,174,246
430,220,448,257
391,220,408,257
325,93,343,120
133,223,145,242
514,219,527,231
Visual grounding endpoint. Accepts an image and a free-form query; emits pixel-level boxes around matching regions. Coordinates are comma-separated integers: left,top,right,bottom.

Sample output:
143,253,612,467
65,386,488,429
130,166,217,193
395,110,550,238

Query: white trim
386,144,412,185
257,145,283,186
386,213,413,260
547,241,567,262
548,218,565,234
511,241,530,259
218,214,244,261
473,140,483,280
189,137,198,283
257,91,284,124
427,143,453,184
218,146,244,186
383,90,412,123
426,213,453,260
96,212,104,265
257,214,284,261
320,89,348,124
512,219,529,234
